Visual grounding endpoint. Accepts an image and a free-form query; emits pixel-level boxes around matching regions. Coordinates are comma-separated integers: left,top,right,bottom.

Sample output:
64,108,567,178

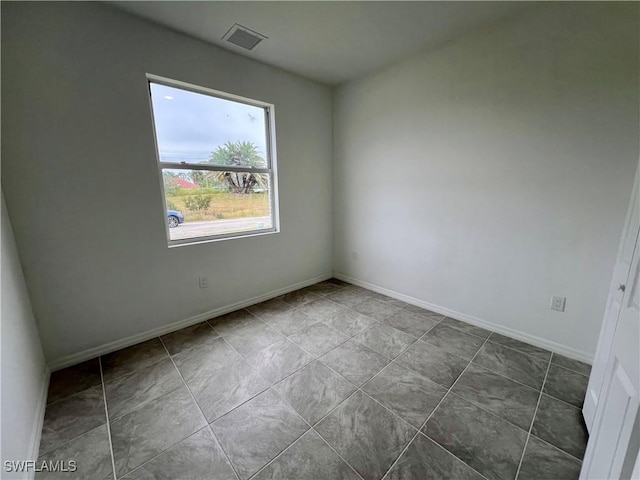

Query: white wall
1,3,333,365
1,193,49,477
333,2,639,360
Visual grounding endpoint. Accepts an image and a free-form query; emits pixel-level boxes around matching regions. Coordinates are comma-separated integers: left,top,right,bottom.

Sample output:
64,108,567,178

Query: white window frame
146,74,280,247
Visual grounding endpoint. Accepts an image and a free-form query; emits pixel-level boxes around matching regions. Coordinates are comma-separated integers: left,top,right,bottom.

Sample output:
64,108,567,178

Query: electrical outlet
351,251,358,261
199,276,209,289
550,295,566,312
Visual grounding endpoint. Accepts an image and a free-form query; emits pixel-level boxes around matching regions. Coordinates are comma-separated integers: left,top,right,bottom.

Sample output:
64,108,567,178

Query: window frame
146,73,280,247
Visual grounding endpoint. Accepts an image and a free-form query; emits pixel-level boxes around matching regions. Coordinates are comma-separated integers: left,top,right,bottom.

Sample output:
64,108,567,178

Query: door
580,174,640,479
584,168,640,432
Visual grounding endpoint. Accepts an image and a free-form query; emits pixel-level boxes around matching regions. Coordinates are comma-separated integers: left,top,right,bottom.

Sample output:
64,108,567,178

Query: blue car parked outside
167,209,185,228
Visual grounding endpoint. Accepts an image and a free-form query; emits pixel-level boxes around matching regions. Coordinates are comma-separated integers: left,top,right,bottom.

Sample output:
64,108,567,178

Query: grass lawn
166,192,270,222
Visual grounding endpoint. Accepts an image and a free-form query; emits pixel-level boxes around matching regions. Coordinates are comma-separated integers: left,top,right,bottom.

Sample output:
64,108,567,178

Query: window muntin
147,76,278,245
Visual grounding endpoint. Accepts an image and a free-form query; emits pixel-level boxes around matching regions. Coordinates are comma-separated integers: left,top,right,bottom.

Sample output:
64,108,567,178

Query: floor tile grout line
380,335,493,480
439,335,571,403
212,308,284,340
275,325,463,475
248,336,325,384
77,283,578,480
270,286,575,421
285,320,356,355
466,359,545,394
158,337,208,426
538,390,587,411
36,423,110,461
165,337,227,365
90,282,575,480
306,288,427,333
209,313,288,361
252,302,356,339
284,288,408,335
229,339,367,480
105,383,187,425
284,286,564,380
37,387,114,458
419,335,493,441
219,286,446,400
438,317,493,340
374,336,545,438
418,353,562,441
418,430,492,480
310,429,366,480
292,325,555,450
281,295,582,409
100,338,172,385
206,425,243,480
43,379,104,409
347,322,426,361
514,354,554,480
416,333,483,366
246,386,365,480
98,357,118,480
468,352,590,411
107,381,186,427
336,319,416,361
194,327,301,425
234,294,409,393
257,345,425,478
244,428,311,480
426,321,491,343
549,353,591,377
218,309,345,368
166,310,347,432
444,390,533,436
354,387,421,433
158,337,242,480
292,295,387,335
119,425,214,479
527,431,585,464
327,321,430,430
269,377,366,480
347,334,449,431
204,319,340,430
211,316,327,392
293,318,453,434
486,334,553,363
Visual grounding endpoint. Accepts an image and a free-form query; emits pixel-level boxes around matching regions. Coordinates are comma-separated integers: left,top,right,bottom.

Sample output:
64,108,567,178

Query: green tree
189,170,206,187
162,171,181,195
207,141,268,194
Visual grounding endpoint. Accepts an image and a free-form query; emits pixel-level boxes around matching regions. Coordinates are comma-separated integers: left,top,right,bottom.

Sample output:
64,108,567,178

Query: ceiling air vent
222,24,267,51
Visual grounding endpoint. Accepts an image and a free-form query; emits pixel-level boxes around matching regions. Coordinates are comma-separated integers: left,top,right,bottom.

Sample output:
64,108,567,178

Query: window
147,75,278,245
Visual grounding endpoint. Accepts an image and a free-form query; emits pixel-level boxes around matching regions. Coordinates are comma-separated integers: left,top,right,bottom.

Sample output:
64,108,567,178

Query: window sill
167,227,279,248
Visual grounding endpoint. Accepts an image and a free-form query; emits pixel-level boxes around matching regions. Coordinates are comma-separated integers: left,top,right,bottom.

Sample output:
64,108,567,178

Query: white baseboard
48,273,332,371
26,365,50,469
334,273,594,364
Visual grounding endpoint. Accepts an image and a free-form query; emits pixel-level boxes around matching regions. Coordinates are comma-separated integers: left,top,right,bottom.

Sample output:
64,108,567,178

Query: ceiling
112,1,533,86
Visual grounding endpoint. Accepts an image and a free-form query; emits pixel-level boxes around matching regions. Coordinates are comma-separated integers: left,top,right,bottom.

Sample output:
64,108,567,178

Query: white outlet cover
551,295,566,312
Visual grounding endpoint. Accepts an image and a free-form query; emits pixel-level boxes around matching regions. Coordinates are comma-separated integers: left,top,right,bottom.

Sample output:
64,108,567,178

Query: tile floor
37,279,590,480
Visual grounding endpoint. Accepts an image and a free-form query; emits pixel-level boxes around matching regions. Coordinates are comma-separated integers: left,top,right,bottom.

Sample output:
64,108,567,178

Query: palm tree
206,141,268,194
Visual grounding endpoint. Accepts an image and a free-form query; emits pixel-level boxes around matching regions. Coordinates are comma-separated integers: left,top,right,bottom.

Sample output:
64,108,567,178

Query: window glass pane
163,169,273,241
150,83,268,167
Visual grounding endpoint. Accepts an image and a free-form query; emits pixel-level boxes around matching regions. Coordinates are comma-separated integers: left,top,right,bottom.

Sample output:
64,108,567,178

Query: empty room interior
2,1,639,480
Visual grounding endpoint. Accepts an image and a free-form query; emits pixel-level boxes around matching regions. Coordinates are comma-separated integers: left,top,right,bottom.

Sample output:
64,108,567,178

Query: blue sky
150,83,268,163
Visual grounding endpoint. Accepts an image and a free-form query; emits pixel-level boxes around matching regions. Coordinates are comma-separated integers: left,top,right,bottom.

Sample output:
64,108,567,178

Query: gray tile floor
37,279,590,480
